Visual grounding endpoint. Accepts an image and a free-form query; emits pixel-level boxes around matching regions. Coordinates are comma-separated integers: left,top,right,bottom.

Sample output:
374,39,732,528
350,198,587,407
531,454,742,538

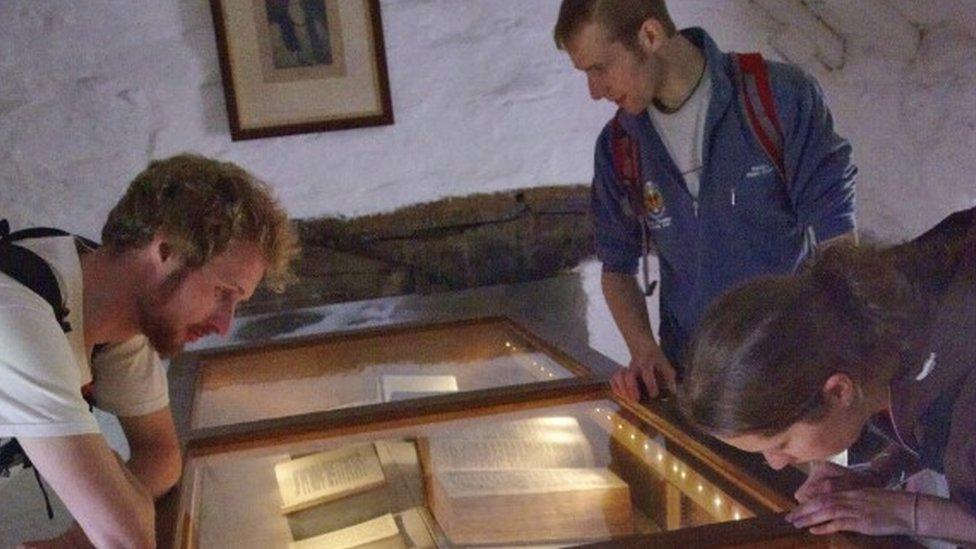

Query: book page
435,468,626,497
443,416,589,442
425,417,595,471
379,374,458,403
427,438,594,470
275,444,386,513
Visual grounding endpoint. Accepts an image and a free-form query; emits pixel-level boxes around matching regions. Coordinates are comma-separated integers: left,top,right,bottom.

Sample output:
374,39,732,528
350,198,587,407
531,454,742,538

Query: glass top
180,398,756,548
189,319,577,430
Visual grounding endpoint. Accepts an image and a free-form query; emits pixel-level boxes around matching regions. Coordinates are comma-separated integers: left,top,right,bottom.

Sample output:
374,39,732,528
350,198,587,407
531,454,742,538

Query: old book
421,417,596,471
378,374,458,402
429,467,632,544
275,443,386,514
289,513,405,549
288,441,425,541
420,417,631,544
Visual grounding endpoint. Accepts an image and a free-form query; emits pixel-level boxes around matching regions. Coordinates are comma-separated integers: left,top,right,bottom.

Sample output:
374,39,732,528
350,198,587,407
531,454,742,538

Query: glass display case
171,318,590,432
174,391,771,547
163,313,913,548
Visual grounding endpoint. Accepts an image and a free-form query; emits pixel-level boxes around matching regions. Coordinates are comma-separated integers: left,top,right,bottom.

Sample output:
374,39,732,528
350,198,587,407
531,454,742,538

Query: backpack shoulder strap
732,52,788,187
608,113,657,297
0,220,74,332
609,111,645,216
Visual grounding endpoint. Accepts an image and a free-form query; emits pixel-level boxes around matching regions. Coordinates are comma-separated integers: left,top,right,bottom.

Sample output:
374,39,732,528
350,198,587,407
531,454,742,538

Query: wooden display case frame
158,314,916,548
166,314,610,440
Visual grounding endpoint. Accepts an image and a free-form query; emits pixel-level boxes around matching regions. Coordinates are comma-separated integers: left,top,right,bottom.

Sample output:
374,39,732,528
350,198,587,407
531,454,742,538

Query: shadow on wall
243,185,598,314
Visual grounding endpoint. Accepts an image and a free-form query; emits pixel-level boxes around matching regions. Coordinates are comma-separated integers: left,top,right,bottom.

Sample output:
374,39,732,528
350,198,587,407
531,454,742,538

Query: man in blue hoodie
554,0,857,401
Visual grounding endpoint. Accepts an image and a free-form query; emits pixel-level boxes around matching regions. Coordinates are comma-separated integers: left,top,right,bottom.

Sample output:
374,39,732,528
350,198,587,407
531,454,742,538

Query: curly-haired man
0,154,298,547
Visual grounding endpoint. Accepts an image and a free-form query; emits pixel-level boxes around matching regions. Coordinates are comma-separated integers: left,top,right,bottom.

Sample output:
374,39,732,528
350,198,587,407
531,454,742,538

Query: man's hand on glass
610,342,677,401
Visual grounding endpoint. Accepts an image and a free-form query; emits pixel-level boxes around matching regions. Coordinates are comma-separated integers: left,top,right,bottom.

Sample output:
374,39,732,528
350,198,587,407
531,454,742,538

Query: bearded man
0,154,298,547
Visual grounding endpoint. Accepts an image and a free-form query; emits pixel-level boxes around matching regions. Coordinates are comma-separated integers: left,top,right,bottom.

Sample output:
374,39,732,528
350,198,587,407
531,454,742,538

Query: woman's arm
916,493,976,546
787,488,976,544
795,444,918,503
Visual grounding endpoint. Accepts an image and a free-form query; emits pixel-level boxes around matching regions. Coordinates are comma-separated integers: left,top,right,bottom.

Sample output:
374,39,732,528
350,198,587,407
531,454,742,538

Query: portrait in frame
210,0,393,140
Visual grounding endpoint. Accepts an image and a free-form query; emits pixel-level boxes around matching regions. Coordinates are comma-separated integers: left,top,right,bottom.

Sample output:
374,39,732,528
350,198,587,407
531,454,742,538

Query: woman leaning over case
678,207,976,545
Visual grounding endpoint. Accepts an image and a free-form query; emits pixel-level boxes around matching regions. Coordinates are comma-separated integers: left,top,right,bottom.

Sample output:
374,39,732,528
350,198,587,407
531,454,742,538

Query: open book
280,440,429,543
420,417,633,544
275,444,386,514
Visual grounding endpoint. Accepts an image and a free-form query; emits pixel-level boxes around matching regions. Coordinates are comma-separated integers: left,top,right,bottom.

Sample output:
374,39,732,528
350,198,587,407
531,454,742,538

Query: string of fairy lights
501,338,748,525
503,339,561,381
590,407,747,524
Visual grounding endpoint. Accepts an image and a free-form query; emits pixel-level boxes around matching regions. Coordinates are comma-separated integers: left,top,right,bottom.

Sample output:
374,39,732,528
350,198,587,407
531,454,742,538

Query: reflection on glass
183,400,753,548
190,320,574,429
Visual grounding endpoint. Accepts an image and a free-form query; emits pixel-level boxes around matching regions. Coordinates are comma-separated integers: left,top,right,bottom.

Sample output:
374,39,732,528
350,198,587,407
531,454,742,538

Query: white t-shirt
0,237,169,438
648,63,712,200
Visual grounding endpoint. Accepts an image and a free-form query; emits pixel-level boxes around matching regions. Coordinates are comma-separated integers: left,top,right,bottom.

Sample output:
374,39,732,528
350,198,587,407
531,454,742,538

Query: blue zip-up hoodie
592,28,857,365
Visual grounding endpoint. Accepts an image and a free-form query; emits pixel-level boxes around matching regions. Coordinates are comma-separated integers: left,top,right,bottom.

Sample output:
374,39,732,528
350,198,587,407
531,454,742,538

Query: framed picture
210,0,393,140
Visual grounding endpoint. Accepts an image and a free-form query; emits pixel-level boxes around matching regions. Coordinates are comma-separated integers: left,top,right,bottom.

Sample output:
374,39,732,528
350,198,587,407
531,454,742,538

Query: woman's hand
786,488,915,536
795,460,887,503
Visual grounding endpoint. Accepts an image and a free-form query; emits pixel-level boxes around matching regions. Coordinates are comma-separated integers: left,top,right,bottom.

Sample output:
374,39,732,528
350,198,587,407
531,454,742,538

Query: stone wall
243,184,593,313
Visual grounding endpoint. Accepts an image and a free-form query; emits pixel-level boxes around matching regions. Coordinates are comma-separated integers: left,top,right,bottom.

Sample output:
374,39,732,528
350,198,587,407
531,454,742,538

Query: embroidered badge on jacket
643,180,672,229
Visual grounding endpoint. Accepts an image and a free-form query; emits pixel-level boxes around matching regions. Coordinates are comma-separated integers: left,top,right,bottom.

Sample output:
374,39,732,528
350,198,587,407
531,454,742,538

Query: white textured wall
0,0,973,243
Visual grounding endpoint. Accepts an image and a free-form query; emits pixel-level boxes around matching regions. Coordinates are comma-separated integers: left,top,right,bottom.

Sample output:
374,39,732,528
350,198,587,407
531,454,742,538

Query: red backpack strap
609,112,656,296
733,53,788,187
609,111,645,217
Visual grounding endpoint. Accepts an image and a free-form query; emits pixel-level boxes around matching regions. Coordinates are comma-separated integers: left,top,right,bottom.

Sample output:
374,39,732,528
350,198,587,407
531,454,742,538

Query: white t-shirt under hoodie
648,62,713,200
0,236,168,438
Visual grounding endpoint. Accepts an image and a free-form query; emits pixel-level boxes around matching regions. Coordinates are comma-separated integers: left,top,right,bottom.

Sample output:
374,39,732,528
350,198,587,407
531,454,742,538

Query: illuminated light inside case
177,314,781,548
589,407,754,529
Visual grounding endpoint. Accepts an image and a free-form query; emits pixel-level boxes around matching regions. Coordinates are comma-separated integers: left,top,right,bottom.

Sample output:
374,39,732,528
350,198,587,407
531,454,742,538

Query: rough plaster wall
829,28,976,240
0,0,609,239
793,0,976,241
1,0,973,243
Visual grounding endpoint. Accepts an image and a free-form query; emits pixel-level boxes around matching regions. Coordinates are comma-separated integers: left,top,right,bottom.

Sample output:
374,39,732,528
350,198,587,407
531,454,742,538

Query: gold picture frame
210,0,393,140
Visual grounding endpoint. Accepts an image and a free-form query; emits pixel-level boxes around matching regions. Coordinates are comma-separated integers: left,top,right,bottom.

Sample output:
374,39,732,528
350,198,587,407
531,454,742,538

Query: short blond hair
102,154,299,291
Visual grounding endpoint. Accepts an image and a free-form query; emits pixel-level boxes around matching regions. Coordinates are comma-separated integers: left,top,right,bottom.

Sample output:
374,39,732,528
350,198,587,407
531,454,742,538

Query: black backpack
0,219,100,519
